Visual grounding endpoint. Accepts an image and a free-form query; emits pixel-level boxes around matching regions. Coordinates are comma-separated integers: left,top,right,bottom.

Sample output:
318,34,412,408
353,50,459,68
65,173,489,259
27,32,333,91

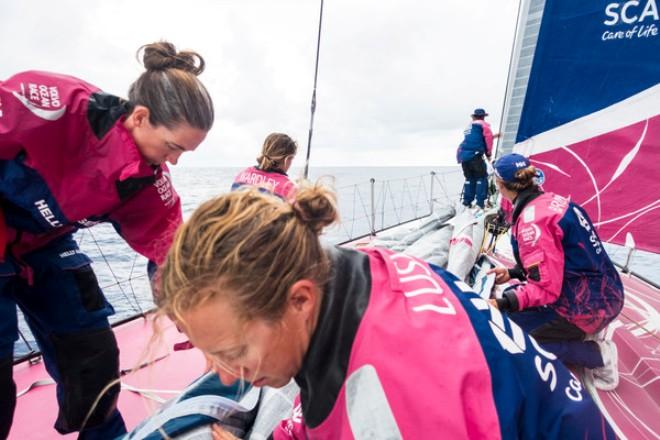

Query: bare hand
489,299,499,309
487,267,510,284
212,424,239,440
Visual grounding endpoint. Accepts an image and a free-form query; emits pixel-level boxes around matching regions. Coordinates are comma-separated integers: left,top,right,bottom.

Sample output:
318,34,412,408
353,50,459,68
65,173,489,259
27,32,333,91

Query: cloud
1,0,518,167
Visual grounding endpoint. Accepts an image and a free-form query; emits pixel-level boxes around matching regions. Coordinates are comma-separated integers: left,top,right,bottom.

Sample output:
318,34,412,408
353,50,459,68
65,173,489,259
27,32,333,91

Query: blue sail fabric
517,0,660,141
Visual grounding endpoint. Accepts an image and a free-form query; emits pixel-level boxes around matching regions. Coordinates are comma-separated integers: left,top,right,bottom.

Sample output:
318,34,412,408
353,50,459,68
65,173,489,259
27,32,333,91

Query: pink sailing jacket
274,247,614,439
0,71,181,266
507,191,624,334
231,166,295,200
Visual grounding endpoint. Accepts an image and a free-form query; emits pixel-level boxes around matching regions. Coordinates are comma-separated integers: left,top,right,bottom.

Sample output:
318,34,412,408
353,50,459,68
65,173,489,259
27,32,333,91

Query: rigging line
617,311,660,342
380,180,387,230
86,227,141,315
77,229,86,246
120,353,170,376
303,0,325,179
433,173,452,204
125,252,146,316
17,328,36,353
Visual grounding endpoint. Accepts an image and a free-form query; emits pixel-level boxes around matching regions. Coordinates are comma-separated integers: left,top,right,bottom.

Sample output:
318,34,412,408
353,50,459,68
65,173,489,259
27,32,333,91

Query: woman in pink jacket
489,153,624,391
0,41,214,439
157,184,614,440
231,132,297,200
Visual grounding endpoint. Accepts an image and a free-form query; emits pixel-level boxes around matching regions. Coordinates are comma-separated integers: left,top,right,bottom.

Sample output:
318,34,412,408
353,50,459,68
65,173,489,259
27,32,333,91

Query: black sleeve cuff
147,260,158,281
508,266,526,281
496,290,520,312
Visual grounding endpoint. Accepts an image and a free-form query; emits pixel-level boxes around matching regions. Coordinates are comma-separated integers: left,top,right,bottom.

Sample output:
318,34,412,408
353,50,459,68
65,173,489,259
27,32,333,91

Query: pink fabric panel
234,166,296,200
530,116,660,253
1,71,157,222
512,193,567,310
0,71,182,262
500,197,513,223
108,167,182,264
272,396,307,440
308,248,501,439
473,120,494,157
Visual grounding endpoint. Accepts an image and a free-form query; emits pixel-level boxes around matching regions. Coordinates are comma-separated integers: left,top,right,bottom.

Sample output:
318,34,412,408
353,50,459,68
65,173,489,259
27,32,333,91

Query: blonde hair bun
291,181,339,234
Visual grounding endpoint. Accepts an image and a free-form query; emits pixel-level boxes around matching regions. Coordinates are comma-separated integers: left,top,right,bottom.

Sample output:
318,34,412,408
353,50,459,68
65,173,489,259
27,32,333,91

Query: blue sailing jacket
457,119,494,163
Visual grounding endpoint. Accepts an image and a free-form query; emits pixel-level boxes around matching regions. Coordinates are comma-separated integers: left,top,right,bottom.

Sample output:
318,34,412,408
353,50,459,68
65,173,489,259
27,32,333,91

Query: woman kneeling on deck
488,153,624,391
157,183,614,439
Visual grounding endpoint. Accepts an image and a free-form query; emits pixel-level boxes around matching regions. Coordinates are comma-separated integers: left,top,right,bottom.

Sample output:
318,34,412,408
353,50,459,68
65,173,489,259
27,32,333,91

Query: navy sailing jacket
457,119,494,163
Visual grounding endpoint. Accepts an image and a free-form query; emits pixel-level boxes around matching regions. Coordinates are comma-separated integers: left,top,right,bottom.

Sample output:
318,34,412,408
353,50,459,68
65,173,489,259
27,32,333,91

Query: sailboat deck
589,275,660,440
10,317,206,440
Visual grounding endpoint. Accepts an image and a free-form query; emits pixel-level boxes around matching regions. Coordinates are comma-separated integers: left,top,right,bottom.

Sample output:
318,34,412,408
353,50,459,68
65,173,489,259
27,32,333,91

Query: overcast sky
1,0,519,167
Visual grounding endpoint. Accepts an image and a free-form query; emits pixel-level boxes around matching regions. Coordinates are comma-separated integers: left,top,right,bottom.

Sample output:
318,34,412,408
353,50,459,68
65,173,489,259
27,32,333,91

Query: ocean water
13,166,659,358
14,166,461,357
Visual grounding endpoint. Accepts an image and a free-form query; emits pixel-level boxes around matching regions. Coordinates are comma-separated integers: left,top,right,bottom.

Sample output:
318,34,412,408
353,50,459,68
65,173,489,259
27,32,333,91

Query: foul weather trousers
0,234,126,440
509,307,604,368
461,155,488,208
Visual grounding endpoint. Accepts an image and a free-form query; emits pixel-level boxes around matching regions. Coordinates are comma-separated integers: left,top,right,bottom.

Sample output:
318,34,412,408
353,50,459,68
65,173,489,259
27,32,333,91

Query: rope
617,311,660,342
16,328,36,354
121,383,180,404
432,172,454,204
126,253,146,317
119,353,170,376
86,227,143,315
16,379,55,398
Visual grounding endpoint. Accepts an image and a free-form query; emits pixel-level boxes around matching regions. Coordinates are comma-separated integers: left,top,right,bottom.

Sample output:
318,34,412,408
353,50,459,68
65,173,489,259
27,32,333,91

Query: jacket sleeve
108,173,182,268
1,72,101,160
1,74,63,160
0,79,22,160
513,213,565,310
482,123,494,158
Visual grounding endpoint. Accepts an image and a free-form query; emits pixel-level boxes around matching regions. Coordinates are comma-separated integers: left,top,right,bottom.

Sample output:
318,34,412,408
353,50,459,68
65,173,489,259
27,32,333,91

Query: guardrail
328,169,462,243
15,168,463,360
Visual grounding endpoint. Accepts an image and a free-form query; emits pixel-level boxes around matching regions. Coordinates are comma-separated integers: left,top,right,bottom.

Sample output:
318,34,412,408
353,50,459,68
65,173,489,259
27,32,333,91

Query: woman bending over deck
157,183,615,439
0,41,214,439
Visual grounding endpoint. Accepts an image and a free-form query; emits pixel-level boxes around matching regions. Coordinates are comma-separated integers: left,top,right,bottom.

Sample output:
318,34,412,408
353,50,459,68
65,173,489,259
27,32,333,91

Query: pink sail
530,115,660,254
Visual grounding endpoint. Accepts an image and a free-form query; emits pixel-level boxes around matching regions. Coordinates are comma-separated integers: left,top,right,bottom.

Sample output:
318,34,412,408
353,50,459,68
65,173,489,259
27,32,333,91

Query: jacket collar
511,187,544,224
116,119,162,181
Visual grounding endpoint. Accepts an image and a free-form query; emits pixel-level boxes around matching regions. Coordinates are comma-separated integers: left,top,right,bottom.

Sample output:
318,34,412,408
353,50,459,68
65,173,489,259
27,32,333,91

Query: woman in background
231,132,297,200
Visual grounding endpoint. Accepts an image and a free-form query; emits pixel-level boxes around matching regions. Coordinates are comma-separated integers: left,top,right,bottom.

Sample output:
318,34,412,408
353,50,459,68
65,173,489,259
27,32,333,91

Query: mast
303,0,325,179
494,0,524,160
496,0,547,157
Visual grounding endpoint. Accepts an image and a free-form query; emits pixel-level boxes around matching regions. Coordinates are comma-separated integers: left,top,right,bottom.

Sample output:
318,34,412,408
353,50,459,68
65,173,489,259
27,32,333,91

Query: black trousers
461,155,488,207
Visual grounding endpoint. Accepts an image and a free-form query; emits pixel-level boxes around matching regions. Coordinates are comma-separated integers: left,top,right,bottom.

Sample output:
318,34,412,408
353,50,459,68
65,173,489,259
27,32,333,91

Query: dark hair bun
139,41,205,75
